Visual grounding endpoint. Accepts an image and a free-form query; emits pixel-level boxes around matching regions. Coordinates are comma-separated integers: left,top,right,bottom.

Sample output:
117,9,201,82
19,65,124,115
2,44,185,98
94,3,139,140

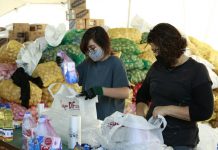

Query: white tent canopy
0,0,218,50
0,0,67,16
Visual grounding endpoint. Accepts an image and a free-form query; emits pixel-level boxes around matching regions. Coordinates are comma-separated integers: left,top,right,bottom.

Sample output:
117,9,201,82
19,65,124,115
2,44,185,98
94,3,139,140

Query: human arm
136,102,149,117
152,82,214,121
103,87,129,99
80,57,130,100
136,71,151,117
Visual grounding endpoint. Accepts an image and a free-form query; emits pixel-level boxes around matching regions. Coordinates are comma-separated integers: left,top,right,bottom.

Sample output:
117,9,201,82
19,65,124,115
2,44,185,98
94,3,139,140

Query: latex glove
78,87,103,100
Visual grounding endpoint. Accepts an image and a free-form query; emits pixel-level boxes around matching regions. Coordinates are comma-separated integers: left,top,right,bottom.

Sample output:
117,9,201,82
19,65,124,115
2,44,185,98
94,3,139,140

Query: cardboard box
66,10,76,20
85,19,105,29
68,0,86,10
96,19,105,26
13,23,30,32
85,19,96,29
29,31,44,41
9,30,29,42
8,30,16,40
30,24,47,31
74,9,90,19
69,19,86,29
0,38,9,47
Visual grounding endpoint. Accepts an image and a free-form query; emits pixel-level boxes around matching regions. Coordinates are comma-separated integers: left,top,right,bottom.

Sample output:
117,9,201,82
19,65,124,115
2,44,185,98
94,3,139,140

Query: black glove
56,56,63,66
78,87,103,100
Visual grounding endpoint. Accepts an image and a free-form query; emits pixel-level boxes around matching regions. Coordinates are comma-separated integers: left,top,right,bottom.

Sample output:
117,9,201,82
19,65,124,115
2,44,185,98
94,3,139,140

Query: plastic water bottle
22,111,37,150
35,115,48,137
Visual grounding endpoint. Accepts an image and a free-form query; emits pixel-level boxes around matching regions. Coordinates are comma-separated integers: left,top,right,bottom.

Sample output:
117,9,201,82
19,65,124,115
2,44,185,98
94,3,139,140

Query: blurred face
150,43,160,56
87,39,101,51
87,39,104,61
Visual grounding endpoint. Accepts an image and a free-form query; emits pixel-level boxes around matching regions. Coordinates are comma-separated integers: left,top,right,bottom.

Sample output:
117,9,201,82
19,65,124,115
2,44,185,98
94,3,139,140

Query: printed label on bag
108,121,119,129
61,100,80,111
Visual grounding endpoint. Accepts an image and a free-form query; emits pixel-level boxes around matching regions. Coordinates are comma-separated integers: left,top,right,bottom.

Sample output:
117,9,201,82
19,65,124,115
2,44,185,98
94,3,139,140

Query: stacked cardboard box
68,0,88,29
29,24,47,41
85,19,105,29
68,0,104,29
30,24,47,31
8,23,29,43
8,23,47,42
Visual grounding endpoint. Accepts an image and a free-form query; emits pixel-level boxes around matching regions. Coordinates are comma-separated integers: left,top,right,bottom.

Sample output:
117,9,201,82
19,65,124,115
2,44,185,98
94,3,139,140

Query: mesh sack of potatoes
0,79,42,106
0,40,23,63
32,61,64,87
188,36,212,60
108,28,142,43
187,38,218,74
41,82,82,107
207,50,218,74
207,90,218,127
138,43,156,63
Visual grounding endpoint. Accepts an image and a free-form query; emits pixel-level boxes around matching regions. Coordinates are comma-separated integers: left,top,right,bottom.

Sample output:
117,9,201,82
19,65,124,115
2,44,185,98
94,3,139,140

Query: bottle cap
38,115,46,123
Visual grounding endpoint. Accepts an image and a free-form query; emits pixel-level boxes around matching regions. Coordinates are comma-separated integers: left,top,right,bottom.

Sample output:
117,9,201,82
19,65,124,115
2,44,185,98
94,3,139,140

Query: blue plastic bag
57,51,78,84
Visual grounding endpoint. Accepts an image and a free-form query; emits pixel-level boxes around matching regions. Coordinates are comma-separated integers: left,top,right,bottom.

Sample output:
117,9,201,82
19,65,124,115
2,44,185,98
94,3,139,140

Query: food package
0,79,42,106
108,28,142,43
0,40,23,63
32,61,64,87
10,102,27,121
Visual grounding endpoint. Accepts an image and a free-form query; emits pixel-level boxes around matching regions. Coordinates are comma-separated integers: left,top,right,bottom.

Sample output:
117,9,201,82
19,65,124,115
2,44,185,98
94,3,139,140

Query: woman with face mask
76,26,130,120
136,23,214,150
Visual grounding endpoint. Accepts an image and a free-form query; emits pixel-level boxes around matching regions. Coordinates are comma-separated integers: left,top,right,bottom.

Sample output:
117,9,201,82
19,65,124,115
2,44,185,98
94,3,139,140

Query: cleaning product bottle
3,103,13,142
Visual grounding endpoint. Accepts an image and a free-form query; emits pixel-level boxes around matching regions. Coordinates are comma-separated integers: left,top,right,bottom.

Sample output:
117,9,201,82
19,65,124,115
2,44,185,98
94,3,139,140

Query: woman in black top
136,23,214,150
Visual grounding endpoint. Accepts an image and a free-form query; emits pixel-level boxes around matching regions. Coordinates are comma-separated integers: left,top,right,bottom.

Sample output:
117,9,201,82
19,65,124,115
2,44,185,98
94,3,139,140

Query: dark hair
80,26,112,55
147,23,187,67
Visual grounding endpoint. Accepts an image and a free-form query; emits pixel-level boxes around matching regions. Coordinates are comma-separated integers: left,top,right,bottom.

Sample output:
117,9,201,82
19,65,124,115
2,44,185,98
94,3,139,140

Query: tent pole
127,0,131,28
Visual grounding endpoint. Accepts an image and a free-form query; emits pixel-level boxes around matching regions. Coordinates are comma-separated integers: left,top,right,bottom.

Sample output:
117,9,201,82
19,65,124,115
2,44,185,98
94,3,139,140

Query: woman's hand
152,106,169,118
153,105,191,121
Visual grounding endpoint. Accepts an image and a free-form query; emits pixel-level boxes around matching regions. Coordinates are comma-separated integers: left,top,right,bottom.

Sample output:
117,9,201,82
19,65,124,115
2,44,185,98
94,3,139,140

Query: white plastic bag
16,40,44,75
131,15,152,33
45,24,66,47
43,83,100,145
196,123,218,150
100,112,167,150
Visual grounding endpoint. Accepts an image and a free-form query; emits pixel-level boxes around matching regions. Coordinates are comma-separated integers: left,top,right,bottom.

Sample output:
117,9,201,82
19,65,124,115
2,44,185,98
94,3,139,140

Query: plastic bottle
22,111,37,150
35,115,48,137
0,104,5,141
3,103,13,142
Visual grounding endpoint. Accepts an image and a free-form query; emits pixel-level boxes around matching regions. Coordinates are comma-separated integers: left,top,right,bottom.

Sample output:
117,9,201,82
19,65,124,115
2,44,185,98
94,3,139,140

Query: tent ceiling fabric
0,0,67,16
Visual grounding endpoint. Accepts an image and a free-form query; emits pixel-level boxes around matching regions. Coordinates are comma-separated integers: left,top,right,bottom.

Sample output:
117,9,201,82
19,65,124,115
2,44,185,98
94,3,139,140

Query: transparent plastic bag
100,112,167,150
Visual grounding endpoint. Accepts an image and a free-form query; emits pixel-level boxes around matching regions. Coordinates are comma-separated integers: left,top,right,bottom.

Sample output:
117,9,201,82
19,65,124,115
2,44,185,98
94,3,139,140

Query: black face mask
155,55,172,68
